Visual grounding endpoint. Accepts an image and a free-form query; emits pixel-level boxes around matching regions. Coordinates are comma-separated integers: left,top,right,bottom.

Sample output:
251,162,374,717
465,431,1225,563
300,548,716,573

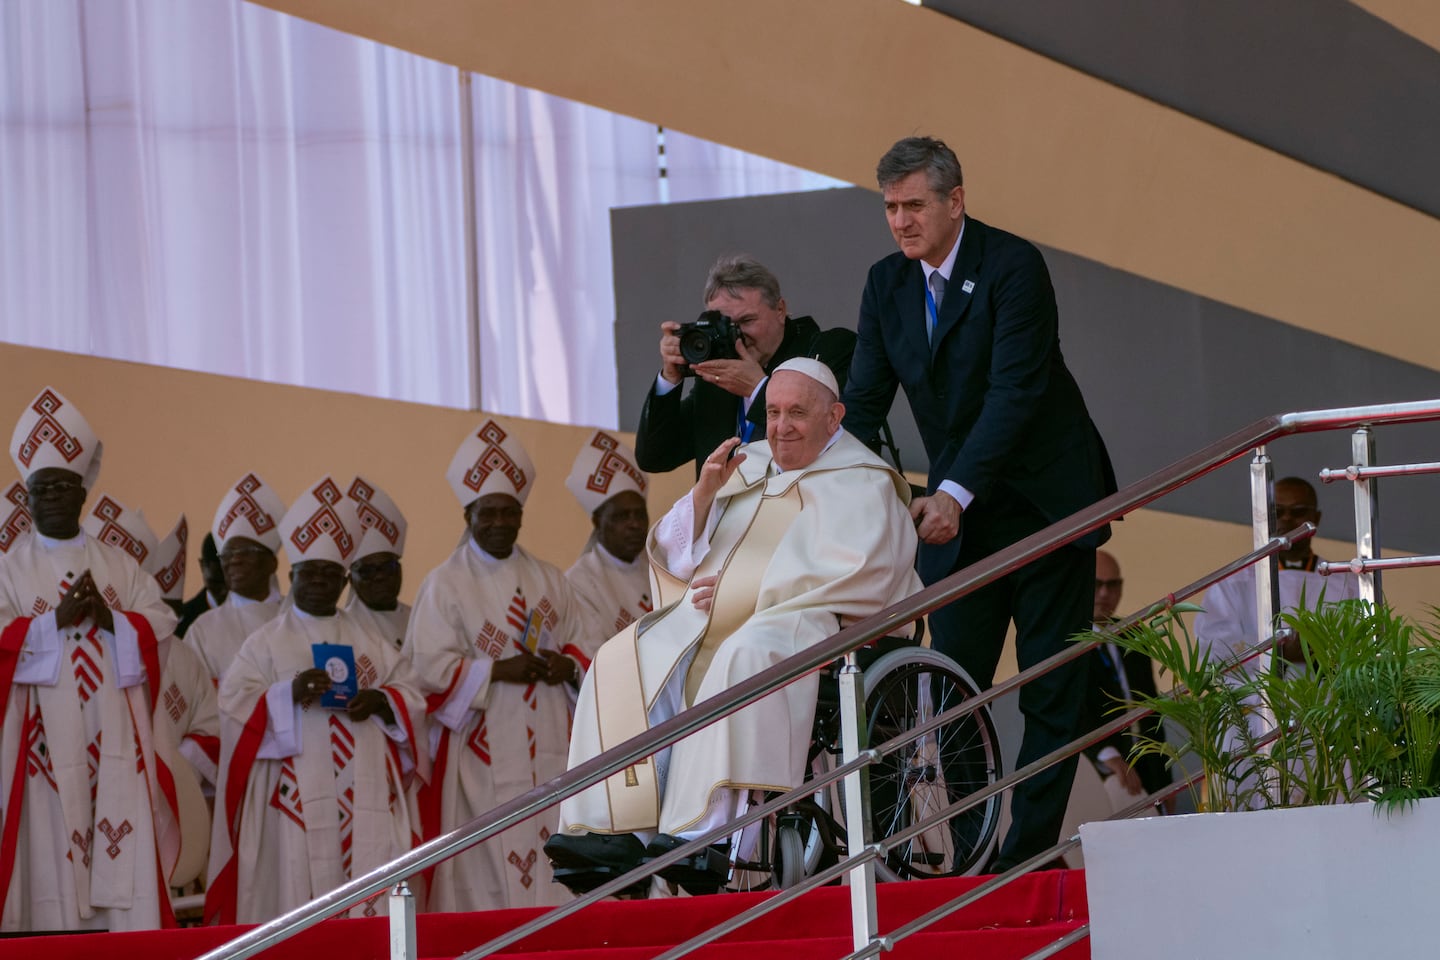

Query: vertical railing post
838,651,877,951
389,881,417,960
1351,427,1383,607
1249,447,1280,658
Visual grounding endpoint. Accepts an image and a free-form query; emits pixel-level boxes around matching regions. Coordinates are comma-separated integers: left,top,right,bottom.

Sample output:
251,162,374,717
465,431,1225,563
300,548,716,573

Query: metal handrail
198,399,1440,960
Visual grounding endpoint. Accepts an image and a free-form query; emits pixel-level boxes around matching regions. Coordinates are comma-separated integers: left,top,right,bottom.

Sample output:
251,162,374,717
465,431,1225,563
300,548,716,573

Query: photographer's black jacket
634,315,855,477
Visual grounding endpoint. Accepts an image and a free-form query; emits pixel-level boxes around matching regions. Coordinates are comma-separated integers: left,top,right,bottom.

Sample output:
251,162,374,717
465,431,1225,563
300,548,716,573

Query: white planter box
1081,796,1440,959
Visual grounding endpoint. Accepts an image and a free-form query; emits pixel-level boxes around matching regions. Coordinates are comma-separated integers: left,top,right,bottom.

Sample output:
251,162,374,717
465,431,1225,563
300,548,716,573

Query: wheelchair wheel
862,646,1001,877
773,824,806,890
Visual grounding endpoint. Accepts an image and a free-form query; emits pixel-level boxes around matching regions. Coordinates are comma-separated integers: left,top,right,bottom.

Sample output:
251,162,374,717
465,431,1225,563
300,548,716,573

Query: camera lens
679,328,714,366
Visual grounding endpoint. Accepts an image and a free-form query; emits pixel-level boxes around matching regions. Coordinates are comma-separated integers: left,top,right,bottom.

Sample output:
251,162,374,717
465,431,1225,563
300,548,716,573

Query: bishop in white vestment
564,431,653,634
204,478,423,924
406,419,605,912
184,473,287,685
0,388,179,932
342,476,411,651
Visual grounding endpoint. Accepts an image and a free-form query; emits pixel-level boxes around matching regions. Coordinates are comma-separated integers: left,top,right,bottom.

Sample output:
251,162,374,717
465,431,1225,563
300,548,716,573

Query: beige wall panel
1353,0,1440,53
258,0,1440,372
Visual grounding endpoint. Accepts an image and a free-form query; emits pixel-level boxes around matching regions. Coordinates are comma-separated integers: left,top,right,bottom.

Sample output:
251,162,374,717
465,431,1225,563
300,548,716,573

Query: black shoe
544,832,648,896
643,834,730,896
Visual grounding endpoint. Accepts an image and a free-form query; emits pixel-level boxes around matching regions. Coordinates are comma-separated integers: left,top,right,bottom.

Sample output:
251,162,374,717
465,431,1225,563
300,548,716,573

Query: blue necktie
926,271,946,343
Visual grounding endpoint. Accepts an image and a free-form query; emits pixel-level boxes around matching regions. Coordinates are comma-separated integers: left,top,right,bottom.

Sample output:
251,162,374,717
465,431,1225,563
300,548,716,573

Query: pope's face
765,371,843,472
883,170,964,267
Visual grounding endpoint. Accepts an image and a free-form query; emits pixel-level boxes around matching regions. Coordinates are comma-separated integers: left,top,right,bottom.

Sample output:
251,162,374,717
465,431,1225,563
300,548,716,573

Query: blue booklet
312,643,358,710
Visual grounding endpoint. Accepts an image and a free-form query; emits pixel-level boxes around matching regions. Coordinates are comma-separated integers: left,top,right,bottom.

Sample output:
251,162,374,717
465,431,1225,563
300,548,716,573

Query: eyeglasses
27,478,83,499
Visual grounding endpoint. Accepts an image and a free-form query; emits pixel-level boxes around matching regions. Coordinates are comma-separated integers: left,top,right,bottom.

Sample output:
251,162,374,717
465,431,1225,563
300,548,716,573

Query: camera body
677,310,740,373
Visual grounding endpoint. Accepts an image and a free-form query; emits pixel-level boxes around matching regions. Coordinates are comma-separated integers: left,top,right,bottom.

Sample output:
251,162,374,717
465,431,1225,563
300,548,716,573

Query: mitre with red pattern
9,386,103,488
279,476,361,566
445,418,535,508
211,472,286,553
0,480,33,555
345,475,406,559
565,430,648,516
82,492,160,573
153,516,189,601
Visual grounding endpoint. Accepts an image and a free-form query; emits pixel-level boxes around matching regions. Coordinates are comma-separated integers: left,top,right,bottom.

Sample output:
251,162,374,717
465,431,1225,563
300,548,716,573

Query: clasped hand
55,570,115,633
493,650,576,686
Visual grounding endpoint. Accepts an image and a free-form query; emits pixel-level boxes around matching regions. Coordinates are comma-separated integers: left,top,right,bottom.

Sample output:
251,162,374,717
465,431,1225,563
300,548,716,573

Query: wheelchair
725,632,1003,891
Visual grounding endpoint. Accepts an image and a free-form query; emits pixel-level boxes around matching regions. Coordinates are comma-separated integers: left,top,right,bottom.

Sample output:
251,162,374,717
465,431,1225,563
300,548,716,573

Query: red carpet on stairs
0,870,1089,960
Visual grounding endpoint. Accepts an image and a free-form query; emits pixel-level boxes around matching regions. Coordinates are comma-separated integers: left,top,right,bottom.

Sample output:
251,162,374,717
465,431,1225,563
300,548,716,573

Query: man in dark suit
175,531,228,637
1083,551,1172,804
634,254,855,477
842,136,1116,871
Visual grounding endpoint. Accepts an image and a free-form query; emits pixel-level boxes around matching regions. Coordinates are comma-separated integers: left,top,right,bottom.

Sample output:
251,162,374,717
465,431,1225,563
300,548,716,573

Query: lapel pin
961,279,975,294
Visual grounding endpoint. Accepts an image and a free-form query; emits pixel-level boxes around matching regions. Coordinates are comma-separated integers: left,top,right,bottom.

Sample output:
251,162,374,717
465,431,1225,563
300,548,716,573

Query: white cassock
0,531,179,932
343,595,411,653
184,594,282,685
405,542,605,912
566,544,653,636
1195,563,1363,677
1194,561,1362,807
558,431,921,839
204,607,423,924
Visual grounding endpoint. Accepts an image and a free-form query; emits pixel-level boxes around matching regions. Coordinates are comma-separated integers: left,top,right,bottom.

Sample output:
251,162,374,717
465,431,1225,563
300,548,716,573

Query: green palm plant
1083,599,1440,814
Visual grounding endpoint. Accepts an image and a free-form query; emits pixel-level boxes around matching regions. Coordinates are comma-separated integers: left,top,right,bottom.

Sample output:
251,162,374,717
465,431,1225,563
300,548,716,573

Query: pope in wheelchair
546,359,923,894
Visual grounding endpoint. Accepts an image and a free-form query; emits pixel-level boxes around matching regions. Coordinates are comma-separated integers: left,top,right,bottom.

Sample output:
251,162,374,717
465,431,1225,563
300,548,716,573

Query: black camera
677,310,739,373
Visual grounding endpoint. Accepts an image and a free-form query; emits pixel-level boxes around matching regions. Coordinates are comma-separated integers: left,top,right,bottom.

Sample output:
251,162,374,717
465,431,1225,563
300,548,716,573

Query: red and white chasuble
405,542,604,912
565,545,653,637
204,607,423,924
0,531,179,932
183,595,282,686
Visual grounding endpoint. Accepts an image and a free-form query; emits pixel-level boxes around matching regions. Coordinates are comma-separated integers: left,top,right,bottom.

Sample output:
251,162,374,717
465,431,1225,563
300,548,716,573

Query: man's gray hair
703,254,783,308
876,136,963,196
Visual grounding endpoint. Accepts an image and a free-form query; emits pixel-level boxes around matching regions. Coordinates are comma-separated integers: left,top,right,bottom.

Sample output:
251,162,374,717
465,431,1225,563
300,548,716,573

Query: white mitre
154,516,189,601
10,386,103,488
445,418,536,507
565,430,648,516
212,472,286,553
0,481,31,555
279,476,361,566
82,492,161,573
345,475,407,559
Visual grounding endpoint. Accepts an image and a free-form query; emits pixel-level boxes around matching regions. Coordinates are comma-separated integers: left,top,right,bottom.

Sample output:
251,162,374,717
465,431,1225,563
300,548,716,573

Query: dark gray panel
925,0,1440,218
612,187,1440,555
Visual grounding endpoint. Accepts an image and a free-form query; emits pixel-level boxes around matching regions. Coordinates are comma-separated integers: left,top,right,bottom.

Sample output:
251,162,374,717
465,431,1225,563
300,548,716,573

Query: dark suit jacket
175,589,218,638
1083,640,1172,794
634,315,856,477
842,216,1115,582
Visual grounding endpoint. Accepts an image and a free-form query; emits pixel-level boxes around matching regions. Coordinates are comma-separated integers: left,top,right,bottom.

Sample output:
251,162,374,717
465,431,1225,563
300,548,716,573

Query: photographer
634,254,855,476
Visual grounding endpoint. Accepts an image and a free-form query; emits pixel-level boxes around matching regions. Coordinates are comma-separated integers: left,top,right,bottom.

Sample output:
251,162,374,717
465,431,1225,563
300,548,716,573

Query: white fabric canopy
0,0,845,427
